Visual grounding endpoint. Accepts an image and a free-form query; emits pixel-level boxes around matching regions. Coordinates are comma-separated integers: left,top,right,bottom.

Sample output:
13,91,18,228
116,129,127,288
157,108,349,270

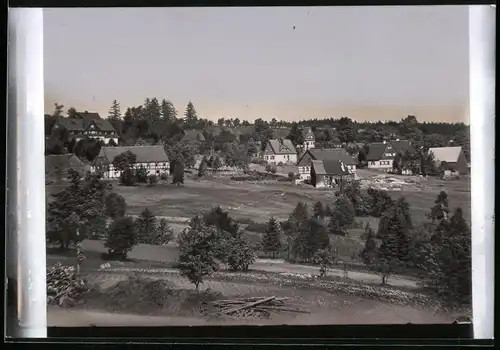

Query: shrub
120,168,137,186
288,172,295,180
147,174,158,186
135,166,148,183
105,192,127,219
270,165,277,174
160,172,168,181
227,236,256,271
104,217,137,260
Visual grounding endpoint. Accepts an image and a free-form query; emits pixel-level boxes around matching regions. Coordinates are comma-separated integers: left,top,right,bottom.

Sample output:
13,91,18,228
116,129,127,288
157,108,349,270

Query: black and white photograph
41,6,474,327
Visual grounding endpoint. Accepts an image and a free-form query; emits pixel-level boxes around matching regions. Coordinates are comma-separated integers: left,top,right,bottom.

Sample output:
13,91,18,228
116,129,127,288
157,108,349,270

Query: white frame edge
469,5,495,340
7,8,47,338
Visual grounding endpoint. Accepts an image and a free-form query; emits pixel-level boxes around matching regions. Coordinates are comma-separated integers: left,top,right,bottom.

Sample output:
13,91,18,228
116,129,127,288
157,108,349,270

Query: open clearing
47,174,470,225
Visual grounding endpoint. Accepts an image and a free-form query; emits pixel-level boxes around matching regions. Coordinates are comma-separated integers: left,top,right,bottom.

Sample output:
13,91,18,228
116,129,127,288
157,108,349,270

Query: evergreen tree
105,193,127,219
261,217,283,258
198,157,208,177
376,197,413,265
287,122,305,146
293,218,329,262
108,100,121,120
360,223,378,265
428,190,450,224
161,99,177,121
313,201,326,219
135,208,157,244
184,101,198,127
172,161,185,186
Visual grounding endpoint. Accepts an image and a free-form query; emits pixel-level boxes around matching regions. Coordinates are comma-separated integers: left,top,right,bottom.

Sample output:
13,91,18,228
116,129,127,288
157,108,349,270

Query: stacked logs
210,296,309,319
46,262,91,307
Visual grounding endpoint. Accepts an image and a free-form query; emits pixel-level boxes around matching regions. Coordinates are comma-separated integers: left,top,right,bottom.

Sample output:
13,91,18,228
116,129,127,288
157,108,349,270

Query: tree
113,151,137,172
148,174,158,186
392,152,404,174
287,122,304,147
176,223,219,291
108,139,118,147
105,216,137,260
184,101,198,127
105,193,127,219
120,168,137,186
155,218,174,246
47,169,107,248
337,117,356,143
328,195,355,235
53,102,64,118
313,201,327,220
227,236,256,271
428,191,450,224
160,99,177,121
135,165,149,183
313,248,336,277
261,217,283,258
135,208,157,244
198,157,208,177
108,100,121,120
67,107,78,118
360,224,378,265
172,161,185,186
212,155,222,172
293,218,330,263
202,206,240,237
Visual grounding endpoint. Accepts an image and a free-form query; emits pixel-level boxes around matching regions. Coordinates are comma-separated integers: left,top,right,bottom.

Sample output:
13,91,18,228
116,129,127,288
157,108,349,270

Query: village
44,102,472,326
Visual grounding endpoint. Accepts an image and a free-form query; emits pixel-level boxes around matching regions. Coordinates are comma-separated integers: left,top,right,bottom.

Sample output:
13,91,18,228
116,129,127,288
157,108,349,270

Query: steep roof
45,154,89,177
365,140,413,161
57,111,116,132
428,146,463,163
267,139,296,155
365,143,387,161
303,148,357,166
302,127,315,139
311,160,350,176
390,140,414,155
96,146,169,164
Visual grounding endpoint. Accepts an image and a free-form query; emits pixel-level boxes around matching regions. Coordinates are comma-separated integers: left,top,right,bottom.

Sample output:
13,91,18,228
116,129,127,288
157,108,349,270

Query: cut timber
220,296,276,315
254,306,310,313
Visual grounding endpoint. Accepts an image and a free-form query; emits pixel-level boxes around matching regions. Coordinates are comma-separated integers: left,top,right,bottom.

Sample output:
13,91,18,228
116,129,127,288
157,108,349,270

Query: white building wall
92,161,170,179
302,140,315,150
367,160,393,169
264,153,297,165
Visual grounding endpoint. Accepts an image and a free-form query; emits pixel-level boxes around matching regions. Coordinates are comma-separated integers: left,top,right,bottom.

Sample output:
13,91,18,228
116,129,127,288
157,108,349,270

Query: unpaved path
73,240,419,289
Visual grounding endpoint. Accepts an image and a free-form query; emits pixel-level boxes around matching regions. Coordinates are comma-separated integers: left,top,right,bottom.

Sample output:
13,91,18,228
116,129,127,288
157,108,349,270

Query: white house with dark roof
297,148,357,181
55,111,118,145
366,140,414,170
428,146,469,175
263,138,297,165
91,145,170,179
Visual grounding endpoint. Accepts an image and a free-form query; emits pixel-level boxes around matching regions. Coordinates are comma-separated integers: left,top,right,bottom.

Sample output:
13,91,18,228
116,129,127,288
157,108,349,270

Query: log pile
210,296,309,319
47,262,91,307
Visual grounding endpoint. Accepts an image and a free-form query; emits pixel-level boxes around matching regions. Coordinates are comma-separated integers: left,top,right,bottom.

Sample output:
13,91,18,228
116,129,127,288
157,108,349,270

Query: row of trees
46,169,174,252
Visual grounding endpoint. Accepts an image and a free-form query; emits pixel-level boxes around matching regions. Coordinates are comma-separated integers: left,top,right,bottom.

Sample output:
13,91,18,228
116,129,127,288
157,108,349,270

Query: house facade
428,146,469,175
366,140,414,170
297,148,357,181
263,138,297,165
310,160,354,188
302,127,316,150
90,145,170,179
55,111,119,145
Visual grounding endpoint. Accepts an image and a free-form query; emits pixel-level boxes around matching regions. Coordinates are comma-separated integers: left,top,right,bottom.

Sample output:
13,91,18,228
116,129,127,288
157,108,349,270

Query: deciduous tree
261,217,283,258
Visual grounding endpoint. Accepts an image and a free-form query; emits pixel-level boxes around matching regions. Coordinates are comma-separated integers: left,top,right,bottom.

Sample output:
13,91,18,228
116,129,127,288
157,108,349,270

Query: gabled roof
301,148,357,166
96,146,169,164
428,146,463,163
365,140,413,161
45,154,89,176
266,139,296,155
311,160,350,176
390,140,414,155
365,143,388,161
57,111,116,132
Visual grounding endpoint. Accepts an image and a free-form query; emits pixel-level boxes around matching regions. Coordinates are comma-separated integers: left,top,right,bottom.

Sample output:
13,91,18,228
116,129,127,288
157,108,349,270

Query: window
265,156,269,160
271,156,275,160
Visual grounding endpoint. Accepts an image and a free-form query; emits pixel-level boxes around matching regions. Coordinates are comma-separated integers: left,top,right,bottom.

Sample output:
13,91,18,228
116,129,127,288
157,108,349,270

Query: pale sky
43,6,470,123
